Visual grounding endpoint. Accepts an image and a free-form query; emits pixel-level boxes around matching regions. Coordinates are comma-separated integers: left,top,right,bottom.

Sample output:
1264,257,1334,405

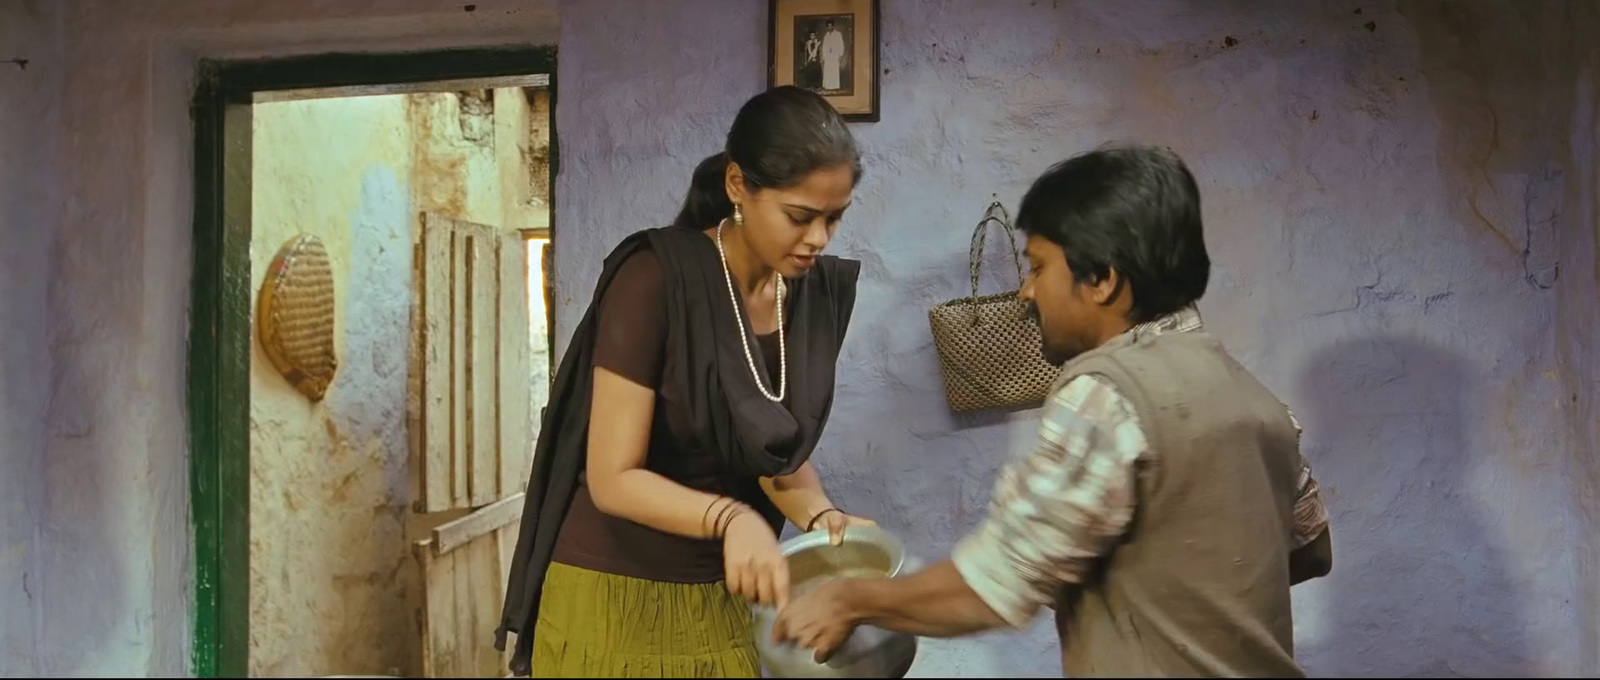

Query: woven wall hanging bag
927,202,1061,412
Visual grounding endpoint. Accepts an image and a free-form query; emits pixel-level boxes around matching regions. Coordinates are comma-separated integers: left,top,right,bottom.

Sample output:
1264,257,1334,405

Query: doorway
188,47,556,678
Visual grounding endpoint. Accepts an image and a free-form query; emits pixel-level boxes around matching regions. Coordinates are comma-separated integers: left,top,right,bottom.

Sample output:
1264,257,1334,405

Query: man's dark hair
1015,143,1210,323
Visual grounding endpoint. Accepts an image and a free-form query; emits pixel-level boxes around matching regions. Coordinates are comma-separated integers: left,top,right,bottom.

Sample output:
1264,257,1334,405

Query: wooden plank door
418,212,532,511
413,493,525,678
413,212,533,677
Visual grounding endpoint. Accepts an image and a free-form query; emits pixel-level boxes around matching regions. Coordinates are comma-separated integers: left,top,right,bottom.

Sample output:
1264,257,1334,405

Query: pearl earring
733,203,745,226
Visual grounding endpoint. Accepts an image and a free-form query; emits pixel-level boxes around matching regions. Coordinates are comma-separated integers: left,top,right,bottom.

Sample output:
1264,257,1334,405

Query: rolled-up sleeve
1285,408,1330,549
951,375,1147,628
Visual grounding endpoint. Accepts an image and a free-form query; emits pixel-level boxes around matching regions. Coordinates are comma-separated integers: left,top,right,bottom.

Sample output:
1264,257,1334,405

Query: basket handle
967,201,1024,304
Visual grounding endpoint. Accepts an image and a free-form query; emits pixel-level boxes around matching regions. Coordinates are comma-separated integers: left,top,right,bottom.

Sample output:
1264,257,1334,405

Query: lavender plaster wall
1,0,1593,676
0,1,60,675
554,1,1597,676
1551,3,1600,670
0,1,557,675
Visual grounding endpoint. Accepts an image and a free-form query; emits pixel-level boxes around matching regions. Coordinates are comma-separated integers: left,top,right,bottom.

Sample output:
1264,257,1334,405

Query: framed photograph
768,0,880,122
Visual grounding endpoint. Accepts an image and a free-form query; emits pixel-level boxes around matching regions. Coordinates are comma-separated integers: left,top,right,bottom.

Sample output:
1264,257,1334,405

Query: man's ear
1089,268,1126,308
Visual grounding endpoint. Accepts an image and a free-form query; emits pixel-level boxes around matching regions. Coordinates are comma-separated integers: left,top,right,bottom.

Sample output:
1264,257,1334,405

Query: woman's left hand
811,508,877,546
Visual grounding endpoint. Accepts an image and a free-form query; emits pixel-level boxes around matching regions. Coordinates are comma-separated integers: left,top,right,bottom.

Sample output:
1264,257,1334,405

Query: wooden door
411,212,533,677
413,493,525,678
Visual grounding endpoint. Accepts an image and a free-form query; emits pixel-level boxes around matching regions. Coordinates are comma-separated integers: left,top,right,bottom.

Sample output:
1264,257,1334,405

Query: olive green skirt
532,561,761,678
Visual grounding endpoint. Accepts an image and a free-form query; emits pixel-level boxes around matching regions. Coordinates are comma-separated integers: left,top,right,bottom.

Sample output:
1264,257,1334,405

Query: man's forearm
841,560,1010,638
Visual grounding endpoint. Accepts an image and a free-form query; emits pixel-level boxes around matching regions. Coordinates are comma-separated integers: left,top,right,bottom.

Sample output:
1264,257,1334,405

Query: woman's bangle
805,507,843,533
723,499,752,534
713,501,736,538
717,502,750,538
703,497,733,537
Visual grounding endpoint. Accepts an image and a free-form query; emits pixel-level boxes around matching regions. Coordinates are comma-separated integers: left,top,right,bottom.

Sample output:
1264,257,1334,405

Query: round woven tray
257,234,338,401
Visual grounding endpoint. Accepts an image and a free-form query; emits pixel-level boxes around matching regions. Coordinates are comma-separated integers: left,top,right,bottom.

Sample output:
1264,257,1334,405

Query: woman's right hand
723,510,790,609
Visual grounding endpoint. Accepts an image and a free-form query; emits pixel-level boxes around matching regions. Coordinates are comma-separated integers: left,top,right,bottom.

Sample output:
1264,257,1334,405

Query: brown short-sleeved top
549,248,785,583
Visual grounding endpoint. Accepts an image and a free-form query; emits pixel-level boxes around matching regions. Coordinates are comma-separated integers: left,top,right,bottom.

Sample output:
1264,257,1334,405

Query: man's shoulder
1084,328,1230,376
1051,373,1117,405
1044,373,1139,431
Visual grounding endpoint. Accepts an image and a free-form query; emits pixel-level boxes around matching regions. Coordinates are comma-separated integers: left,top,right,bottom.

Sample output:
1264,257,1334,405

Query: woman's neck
719,220,775,297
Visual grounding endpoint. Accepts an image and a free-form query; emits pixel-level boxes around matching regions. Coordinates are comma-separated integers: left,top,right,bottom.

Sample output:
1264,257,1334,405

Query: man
820,20,846,92
773,145,1333,677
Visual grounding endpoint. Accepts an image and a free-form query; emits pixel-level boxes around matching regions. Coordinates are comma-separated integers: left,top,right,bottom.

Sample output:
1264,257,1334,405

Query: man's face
1019,235,1105,365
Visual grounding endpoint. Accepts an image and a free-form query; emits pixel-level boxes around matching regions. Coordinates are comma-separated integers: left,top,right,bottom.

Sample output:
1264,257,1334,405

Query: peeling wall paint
0,1,558,676
249,88,549,676
249,96,418,678
554,1,1597,676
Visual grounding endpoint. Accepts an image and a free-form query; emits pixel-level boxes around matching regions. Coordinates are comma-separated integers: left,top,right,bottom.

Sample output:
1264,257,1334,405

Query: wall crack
1521,168,1563,290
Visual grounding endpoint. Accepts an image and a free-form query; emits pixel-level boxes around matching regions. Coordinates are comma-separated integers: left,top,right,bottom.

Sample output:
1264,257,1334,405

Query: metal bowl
751,526,922,678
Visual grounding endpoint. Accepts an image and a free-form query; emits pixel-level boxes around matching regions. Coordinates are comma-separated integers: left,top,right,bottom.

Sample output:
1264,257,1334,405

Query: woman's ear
724,161,749,207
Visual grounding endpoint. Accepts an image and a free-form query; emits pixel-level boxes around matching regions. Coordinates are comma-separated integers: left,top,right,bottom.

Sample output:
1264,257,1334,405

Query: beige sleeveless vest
1051,330,1305,678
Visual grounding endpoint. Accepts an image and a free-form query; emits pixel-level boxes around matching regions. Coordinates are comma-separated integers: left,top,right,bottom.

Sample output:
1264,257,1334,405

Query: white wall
249,95,419,678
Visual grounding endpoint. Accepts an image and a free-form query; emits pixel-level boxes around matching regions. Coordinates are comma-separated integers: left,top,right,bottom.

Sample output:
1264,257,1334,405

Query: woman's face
726,163,854,278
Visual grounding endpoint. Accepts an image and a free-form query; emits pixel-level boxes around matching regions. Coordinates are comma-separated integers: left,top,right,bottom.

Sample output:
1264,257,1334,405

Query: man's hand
771,579,860,663
773,560,1013,657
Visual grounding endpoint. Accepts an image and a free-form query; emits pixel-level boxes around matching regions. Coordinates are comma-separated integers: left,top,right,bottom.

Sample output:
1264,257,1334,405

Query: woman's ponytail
671,152,735,230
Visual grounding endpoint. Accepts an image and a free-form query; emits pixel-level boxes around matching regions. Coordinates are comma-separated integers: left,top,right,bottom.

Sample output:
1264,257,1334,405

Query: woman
495,86,875,678
801,30,822,89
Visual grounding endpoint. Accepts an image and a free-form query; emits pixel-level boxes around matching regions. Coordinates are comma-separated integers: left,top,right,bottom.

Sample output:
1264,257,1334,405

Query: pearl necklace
715,218,787,403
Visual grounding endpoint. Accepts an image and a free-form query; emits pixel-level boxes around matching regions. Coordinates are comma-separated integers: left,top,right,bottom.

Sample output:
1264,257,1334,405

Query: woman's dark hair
672,86,862,230
1015,143,1210,323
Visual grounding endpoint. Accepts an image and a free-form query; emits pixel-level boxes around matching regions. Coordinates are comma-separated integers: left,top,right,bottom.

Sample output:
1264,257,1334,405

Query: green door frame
187,45,558,678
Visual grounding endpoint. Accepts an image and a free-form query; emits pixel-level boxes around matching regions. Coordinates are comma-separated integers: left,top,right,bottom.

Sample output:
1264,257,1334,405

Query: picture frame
768,0,881,122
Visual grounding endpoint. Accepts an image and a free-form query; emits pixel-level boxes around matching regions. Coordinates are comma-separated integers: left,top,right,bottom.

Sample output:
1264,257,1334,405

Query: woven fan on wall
257,234,338,401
